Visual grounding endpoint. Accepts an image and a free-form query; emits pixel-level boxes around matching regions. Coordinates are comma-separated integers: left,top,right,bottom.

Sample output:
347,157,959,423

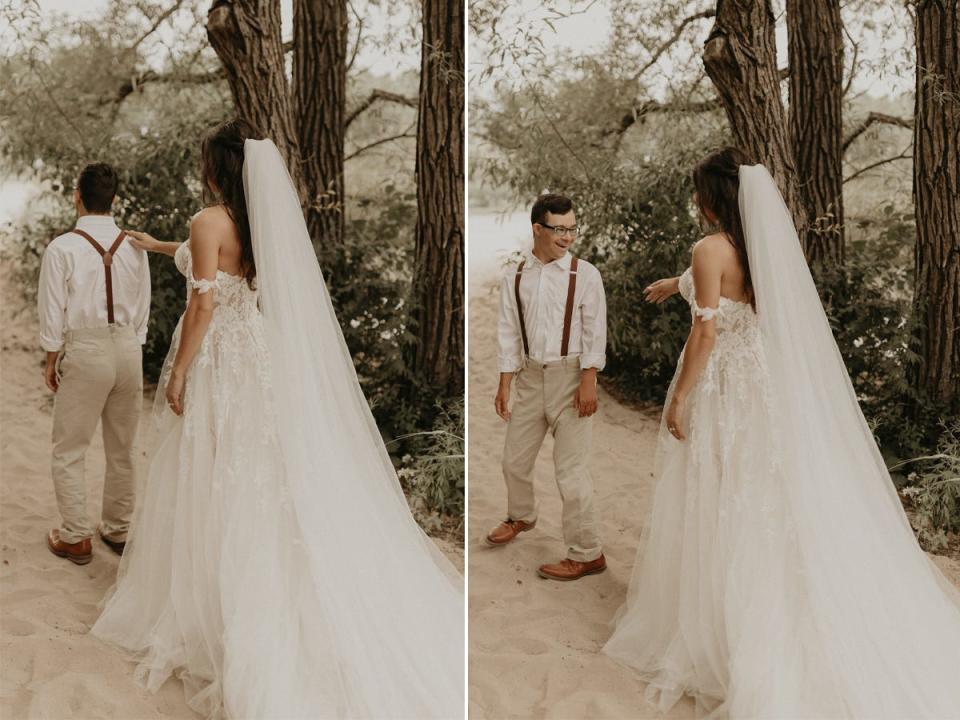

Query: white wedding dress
603,165,960,719
92,140,463,719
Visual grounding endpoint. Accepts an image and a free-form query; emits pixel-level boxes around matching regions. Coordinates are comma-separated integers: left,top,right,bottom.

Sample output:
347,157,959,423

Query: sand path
0,266,461,719
467,284,696,720
466,281,960,720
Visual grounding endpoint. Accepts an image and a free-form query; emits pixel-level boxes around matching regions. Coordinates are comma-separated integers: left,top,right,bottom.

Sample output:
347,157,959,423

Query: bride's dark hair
692,146,755,309
201,118,264,289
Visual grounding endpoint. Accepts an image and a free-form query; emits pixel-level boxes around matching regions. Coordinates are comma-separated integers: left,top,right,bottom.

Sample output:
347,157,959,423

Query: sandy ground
0,266,462,720
466,282,960,720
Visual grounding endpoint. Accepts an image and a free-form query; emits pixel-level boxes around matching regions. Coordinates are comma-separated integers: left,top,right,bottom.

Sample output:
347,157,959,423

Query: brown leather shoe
537,554,606,581
47,529,93,565
484,518,536,547
98,526,126,556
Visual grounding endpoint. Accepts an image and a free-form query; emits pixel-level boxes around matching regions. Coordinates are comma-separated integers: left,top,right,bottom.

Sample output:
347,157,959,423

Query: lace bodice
174,241,259,323
678,267,760,347
674,266,768,415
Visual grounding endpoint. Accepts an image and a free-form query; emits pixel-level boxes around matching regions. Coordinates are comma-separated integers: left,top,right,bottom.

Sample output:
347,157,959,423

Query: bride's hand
644,277,680,304
665,395,686,440
126,230,160,253
166,370,185,416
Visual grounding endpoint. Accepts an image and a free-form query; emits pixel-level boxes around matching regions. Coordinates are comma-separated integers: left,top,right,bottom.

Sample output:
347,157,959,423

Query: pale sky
28,0,420,76
469,0,913,100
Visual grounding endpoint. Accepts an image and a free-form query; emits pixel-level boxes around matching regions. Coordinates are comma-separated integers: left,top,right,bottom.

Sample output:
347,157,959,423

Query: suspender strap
560,256,579,357
72,229,127,324
514,260,530,358
515,255,579,361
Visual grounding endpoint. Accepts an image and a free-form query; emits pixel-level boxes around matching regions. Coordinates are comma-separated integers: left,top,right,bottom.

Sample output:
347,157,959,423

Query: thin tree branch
129,0,185,53
346,2,363,73
629,9,715,82
471,130,521,151
841,21,860,97
108,67,225,104
610,98,718,136
533,94,593,182
842,111,913,151
843,146,912,183
345,124,417,160
345,89,417,128
28,61,87,147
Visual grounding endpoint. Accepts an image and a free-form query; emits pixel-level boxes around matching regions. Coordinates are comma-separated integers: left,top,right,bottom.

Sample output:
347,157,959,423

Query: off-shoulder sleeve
691,299,719,322
189,275,220,295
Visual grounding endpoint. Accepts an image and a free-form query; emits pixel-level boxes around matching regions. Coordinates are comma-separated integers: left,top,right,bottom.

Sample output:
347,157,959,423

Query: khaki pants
501,358,601,562
51,326,142,544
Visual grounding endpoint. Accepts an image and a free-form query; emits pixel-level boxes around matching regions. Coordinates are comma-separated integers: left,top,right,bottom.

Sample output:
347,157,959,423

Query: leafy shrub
819,206,935,457
396,398,465,538
897,420,960,553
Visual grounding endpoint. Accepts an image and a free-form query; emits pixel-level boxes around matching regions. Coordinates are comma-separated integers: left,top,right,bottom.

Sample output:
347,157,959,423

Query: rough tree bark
293,0,347,249
410,0,465,395
912,0,960,410
787,0,845,271
206,0,301,189
702,0,805,232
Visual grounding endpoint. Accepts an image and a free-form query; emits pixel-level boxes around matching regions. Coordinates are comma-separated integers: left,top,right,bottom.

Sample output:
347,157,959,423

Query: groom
38,163,151,564
487,193,608,581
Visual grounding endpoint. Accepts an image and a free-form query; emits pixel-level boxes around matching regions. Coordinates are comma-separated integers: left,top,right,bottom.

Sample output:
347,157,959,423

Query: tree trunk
206,0,302,192
702,0,805,232
912,0,960,410
787,0,845,271
410,0,465,396
293,0,347,250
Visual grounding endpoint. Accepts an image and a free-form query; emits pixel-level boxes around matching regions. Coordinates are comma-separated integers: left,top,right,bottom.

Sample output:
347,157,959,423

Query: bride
91,119,463,719
603,147,960,718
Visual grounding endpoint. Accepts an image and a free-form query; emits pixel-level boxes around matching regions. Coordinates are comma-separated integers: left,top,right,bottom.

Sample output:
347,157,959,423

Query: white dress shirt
38,214,151,352
497,250,607,373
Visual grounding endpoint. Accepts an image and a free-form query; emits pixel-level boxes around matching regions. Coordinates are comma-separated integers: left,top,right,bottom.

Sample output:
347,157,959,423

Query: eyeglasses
538,223,580,238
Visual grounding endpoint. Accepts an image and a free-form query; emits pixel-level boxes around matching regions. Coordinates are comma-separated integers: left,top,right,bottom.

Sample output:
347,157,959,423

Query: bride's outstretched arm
125,230,182,257
164,215,219,415
665,239,722,439
643,275,681,304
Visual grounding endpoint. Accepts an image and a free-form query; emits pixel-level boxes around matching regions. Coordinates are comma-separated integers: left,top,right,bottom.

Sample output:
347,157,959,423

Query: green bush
897,420,960,553
819,206,940,459
396,398,465,538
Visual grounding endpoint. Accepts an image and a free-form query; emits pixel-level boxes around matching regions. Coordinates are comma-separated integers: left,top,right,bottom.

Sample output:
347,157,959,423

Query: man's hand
495,373,513,421
574,370,599,417
43,352,59,393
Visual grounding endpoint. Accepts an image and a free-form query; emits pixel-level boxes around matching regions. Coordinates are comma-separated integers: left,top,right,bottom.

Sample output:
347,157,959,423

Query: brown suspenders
560,256,579,356
514,260,531,357
514,256,579,360
72,228,127,324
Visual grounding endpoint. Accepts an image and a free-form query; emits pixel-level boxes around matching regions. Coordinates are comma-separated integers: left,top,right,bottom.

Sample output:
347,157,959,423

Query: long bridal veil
243,139,463,717
736,164,960,715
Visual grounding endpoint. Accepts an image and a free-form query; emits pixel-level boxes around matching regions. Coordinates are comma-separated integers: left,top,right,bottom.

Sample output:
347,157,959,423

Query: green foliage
396,397,465,537
818,206,939,458
898,420,960,553
321,185,425,443
587,150,712,402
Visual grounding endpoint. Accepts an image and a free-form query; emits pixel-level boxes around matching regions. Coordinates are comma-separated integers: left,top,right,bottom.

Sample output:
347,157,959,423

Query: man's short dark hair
77,163,118,213
531,193,574,226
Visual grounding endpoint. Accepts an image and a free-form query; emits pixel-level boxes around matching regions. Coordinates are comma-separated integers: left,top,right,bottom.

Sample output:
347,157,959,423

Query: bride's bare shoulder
190,206,240,247
693,233,734,262
190,204,232,230
696,232,735,250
